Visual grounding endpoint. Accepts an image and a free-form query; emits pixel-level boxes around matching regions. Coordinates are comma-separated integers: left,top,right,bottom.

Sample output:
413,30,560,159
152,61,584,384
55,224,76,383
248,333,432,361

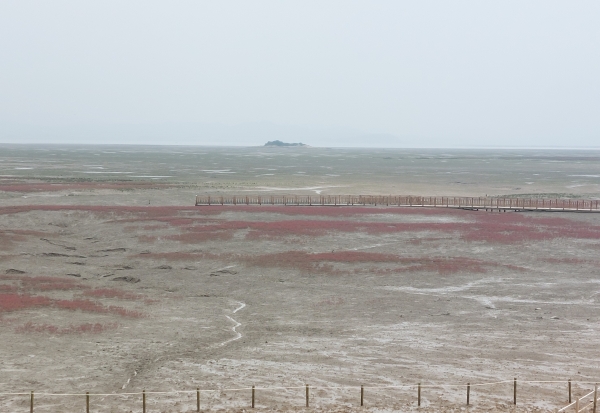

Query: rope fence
2,379,598,412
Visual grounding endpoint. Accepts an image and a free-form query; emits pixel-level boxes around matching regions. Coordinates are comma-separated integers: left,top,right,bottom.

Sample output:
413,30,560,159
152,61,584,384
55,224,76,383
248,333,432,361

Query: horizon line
2,142,600,150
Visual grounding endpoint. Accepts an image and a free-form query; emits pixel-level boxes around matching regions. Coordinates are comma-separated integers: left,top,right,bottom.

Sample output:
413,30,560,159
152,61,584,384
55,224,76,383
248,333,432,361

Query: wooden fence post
251,385,255,408
197,388,200,412
467,383,470,405
86,391,90,413
360,385,364,407
143,390,146,413
593,384,597,413
306,384,309,408
30,391,34,413
418,383,421,407
569,379,572,403
513,378,517,405
576,397,580,413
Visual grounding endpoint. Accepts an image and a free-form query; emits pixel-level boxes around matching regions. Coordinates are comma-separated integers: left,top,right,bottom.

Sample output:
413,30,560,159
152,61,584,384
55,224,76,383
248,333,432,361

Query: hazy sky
1,1,599,147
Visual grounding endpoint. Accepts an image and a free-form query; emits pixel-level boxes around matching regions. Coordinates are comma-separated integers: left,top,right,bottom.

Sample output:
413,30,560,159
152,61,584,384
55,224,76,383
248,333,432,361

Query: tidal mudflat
0,145,599,412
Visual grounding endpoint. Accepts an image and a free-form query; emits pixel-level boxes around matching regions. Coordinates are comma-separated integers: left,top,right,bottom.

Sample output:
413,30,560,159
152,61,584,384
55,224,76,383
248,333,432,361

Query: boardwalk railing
559,384,598,413
195,195,600,212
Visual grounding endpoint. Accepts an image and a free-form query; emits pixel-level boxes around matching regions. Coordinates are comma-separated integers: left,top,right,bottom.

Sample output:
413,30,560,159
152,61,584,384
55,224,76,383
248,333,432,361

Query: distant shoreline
1,142,600,150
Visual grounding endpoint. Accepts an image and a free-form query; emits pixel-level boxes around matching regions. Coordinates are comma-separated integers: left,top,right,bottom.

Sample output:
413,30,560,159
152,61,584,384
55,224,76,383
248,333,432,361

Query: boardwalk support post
143,389,146,413
513,378,517,405
86,392,90,413
593,384,597,413
30,391,34,413
418,383,421,407
197,388,200,412
252,385,255,408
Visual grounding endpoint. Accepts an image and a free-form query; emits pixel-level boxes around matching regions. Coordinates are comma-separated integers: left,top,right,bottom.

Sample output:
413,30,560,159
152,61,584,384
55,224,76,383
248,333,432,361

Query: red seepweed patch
19,276,90,291
165,231,233,243
0,293,144,317
16,321,119,334
161,214,600,244
0,293,52,312
0,229,49,250
115,204,600,244
0,182,174,193
240,250,513,275
220,205,474,217
0,205,205,219
0,285,17,292
139,251,223,261
53,298,144,318
83,288,143,301
1,274,88,288
5,204,599,247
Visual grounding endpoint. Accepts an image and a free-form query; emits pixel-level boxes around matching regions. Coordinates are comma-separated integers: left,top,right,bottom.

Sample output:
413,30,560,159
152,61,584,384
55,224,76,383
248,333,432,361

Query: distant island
264,140,307,147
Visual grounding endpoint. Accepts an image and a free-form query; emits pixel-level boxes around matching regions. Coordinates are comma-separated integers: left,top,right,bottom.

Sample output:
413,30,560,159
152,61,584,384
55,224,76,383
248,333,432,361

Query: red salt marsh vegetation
0,293,144,318
4,204,599,245
0,229,52,250
240,251,520,275
0,275,147,321
15,321,119,334
0,205,202,219
0,182,174,193
224,205,476,217
82,288,143,300
137,250,520,276
1,274,91,292
0,293,52,313
135,212,600,245
2,199,600,413
18,275,91,291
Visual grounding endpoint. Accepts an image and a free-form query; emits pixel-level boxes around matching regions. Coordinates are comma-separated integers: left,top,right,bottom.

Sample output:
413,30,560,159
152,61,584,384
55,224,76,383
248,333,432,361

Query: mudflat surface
1,146,600,412
1,203,599,412
2,144,600,199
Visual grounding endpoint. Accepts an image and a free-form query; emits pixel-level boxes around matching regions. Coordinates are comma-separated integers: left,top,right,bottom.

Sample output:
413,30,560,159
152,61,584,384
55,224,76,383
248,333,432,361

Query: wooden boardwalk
195,195,600,212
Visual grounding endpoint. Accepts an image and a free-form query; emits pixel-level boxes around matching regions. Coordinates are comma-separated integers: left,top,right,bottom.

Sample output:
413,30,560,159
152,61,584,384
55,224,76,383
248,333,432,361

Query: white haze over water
0,1,599,148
